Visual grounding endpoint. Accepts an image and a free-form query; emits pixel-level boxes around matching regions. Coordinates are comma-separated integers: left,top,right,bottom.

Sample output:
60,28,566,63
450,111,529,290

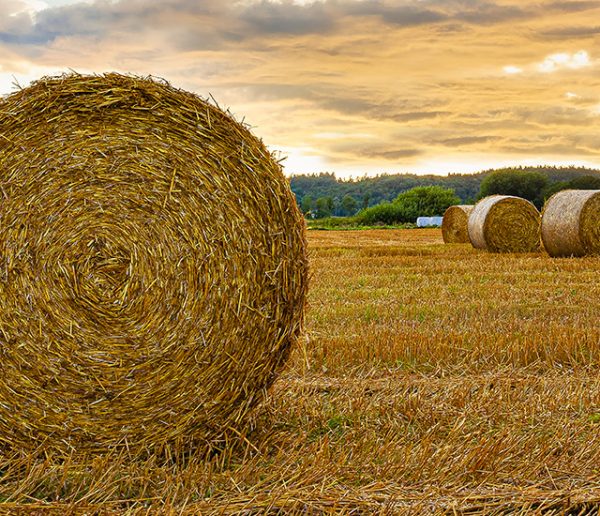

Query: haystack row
444,190,599,257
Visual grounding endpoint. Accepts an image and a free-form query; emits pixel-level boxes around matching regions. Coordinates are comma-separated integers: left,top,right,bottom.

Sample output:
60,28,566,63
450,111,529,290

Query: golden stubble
0,229,599,513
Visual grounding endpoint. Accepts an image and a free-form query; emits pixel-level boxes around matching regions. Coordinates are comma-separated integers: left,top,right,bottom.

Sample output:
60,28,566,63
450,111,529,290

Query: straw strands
0,73,308,456
442,205,473,243
468,195,541,253
541,189,600,257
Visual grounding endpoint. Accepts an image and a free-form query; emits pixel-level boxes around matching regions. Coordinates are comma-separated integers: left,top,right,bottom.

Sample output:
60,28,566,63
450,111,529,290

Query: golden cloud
1,0,600,176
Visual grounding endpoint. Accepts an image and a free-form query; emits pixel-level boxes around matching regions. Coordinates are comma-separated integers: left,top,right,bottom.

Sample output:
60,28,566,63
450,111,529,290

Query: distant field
3,229,600,514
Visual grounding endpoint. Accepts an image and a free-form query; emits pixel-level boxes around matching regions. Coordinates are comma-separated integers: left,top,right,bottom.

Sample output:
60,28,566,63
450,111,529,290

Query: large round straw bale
442,205,473,243
541,189,600,257
468,195,541,253
0,73,308,455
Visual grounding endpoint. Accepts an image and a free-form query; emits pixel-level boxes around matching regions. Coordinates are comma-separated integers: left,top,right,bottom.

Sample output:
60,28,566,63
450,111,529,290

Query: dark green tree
479,169,548,208
340,194,358,216
568,175,600,189
289,167,600,208
315,196,334,218
542,174,600,202
300,195,313,215
393,186,460,221
541,181,569,202
362,193,371,209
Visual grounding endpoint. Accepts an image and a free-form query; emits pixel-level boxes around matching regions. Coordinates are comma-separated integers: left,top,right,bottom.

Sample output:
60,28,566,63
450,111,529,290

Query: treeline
290,166,600,218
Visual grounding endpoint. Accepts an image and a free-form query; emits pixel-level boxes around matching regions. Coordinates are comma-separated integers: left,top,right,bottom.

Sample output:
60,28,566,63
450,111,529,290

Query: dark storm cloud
418,0,532,25
567,95,599,106
435,135,497,147
363,148,423,159
514,106,598,126
572,134,600,148
31,2,125,39
546,1,600,12
460,106,600,128
539,26,600,39
0,9,48,45
311,97,450,123
452,2,529,24
333,143,423,160
391,111,449,122
1,2,125,44
321,95,410,119
0,0,233,46
344,1,447,26
0,0,558,50
234,81,449,122
498,141,600,156
239,1,335,35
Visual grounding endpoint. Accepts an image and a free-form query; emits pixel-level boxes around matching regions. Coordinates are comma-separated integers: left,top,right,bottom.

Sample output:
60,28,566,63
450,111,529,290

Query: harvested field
1,229,599,514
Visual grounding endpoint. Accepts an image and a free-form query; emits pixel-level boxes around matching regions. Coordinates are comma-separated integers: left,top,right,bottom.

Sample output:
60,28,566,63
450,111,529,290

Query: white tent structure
416,216,443,227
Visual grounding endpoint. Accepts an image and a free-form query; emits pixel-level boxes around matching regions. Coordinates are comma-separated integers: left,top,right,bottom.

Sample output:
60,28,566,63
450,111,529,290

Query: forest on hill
289,166,600,217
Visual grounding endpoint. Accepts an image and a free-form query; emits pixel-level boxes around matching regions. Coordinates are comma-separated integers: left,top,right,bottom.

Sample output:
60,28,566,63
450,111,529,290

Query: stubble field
2,229,600,514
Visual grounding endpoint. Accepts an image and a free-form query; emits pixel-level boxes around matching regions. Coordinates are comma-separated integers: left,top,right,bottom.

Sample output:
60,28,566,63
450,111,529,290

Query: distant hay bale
0,73,308,455
442,205,473,243
468,195,541,253
541,189,600,257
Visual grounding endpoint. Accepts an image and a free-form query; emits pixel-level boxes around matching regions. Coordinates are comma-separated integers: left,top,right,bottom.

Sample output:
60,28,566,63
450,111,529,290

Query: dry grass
1,229,599,513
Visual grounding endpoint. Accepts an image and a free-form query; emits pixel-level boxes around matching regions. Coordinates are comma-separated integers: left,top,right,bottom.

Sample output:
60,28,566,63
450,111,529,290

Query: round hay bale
468,195,541,253
541,189,600,257
442,205,473,243
0,73,308,455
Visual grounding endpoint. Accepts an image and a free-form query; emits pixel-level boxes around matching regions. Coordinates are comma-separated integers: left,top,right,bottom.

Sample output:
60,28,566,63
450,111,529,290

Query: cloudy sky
2,0,600,177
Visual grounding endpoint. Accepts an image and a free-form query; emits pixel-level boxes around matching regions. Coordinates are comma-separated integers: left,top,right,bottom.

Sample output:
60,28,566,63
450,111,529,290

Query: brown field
2,229,600,514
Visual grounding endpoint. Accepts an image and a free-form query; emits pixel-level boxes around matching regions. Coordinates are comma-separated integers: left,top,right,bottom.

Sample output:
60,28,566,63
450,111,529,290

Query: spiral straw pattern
442,205,473,244
541,189,600,257
0,73,308,455
468,195,541,253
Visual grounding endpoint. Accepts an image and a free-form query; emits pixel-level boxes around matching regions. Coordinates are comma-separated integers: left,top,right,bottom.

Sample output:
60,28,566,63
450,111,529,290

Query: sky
2,0,600,177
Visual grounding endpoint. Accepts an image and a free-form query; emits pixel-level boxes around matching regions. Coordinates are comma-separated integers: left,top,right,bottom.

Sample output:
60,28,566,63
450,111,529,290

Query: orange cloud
1,0,600,176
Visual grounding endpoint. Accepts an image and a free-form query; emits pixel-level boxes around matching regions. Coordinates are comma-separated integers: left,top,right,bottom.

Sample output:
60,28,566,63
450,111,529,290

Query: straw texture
442,205,473,243
0,73,308,455
541,189,600,257
468,195,541,253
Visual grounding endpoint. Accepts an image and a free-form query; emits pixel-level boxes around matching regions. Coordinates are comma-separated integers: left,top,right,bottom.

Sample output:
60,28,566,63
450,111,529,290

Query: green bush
479,169,548,208
355,202,409,225
541,175,600,202
354,186,459,226
393,186,460,221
